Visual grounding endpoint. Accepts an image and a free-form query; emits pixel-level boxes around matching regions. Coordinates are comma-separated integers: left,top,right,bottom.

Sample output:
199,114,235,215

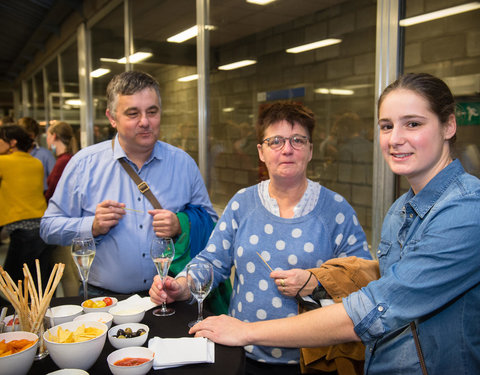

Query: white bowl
0,331,39,375
1,315,19,332
81,296,118,313
74,312,113,329
107,346,154,375
108,323,149,349
45,305,84,325
108,306,145,325
47,370,89,375
43,320,107,370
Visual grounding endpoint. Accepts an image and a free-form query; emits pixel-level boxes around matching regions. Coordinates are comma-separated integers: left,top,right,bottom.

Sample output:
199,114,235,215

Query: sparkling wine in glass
151,237,175,317
71,237,96,301
187,262,213,328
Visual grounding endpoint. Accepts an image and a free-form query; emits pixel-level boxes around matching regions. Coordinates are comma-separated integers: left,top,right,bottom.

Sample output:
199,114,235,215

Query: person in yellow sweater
0,125,53,290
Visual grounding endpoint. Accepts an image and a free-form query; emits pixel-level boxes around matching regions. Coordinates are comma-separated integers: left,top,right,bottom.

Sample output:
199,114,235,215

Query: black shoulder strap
112,138,162,209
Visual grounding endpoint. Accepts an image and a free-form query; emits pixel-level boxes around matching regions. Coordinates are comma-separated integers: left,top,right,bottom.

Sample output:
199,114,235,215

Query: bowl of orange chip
44,321,107,370
0,331,39,375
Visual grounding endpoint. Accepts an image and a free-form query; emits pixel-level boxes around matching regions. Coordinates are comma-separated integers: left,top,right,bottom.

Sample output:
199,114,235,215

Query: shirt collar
112,134,163,164
407,159,464,218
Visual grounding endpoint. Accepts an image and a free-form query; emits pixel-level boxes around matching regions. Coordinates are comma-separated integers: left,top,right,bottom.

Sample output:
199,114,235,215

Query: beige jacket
299,256,380,374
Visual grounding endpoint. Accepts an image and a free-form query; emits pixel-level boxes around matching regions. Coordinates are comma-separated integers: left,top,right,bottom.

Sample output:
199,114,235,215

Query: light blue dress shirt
343,159,480,374
40,135,217,293
31,144,55,190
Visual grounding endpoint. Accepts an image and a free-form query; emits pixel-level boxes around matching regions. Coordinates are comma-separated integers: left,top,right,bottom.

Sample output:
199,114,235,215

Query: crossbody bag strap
410,321,428,375
112,138,162,209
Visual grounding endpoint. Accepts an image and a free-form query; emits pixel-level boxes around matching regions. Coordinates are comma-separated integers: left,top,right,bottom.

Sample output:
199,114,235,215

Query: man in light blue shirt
40,71,217,294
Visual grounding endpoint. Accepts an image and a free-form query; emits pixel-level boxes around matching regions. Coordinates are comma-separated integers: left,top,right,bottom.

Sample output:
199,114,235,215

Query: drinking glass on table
71,237,96,301
150,237,176,317
187,262,213,328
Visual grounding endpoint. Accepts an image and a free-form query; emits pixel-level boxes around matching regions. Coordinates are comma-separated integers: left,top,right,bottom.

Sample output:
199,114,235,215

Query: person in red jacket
45,121,78,201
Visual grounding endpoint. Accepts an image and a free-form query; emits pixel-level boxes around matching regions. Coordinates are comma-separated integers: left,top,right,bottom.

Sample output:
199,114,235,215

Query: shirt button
144,279,147,283
409,214,413,218
369,347,373,352
378,306,384,312
142,253,145,258
139,224,143,229
138,197,141,201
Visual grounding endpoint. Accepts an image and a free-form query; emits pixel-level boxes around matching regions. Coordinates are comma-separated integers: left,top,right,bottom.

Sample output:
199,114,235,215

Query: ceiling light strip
399,2,480,26
286,38,342,54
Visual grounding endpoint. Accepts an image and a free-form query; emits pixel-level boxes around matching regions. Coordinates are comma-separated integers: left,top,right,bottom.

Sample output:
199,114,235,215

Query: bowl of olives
108,323,149,349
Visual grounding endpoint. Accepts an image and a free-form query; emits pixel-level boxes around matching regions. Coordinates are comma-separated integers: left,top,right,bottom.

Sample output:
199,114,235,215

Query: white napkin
116,294,158,311
148,336,215,369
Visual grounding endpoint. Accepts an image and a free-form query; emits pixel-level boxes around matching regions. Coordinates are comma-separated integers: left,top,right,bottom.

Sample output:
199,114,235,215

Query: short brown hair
256,101,315,144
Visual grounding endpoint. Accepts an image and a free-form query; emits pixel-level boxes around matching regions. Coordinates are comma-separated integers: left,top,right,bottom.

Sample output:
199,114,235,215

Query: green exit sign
456,102,480,126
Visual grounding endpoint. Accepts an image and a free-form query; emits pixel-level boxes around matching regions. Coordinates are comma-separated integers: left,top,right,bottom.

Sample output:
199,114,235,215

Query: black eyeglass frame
261,134,310,150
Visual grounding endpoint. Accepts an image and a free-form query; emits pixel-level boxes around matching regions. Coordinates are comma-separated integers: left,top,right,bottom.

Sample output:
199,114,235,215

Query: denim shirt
344,160,480,374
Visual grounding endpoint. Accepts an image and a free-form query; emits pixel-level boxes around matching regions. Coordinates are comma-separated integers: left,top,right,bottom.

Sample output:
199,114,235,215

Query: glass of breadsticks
0,260,64,360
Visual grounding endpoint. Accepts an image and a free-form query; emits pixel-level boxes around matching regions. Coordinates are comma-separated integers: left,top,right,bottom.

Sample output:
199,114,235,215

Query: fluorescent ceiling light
117,52,152,64
223,107,235,112
314,88,354,96
246,0,277,5
178,74,199,82
218,60,257,70
399,2,480,26
168,26,198,43
286,38,342,54
167,25,216,43
90,68,110,78
65,99,82,106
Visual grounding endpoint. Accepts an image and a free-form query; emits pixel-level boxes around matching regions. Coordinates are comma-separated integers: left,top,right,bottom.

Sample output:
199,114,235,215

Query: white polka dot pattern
246,262,255,273
231,201,239,210
291,228,302,238
336,212,345,224
304,242,314,252
276,240,285,250
246,291,254,302
222,239,231,250
271,348,282,358
237,246,244,257
206,244,216,252
272,297,282,308
232,219,238,230
259,279,268,291
256,309,267,319
264,224,273,234
219,221,227,231
335,233,343,245
249,235,259,245
288,254,298,265
260,251,270,261
347,234,357,245
212,259,222,268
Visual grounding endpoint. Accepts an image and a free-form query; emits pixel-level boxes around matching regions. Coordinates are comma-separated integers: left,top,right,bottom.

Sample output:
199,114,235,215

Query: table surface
26,295,245,374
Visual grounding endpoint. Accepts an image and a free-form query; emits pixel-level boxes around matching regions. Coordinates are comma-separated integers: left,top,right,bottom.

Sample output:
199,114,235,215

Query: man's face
106,88,161,155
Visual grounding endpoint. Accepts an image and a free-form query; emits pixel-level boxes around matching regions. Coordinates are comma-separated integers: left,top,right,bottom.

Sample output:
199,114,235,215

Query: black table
26,295,245,374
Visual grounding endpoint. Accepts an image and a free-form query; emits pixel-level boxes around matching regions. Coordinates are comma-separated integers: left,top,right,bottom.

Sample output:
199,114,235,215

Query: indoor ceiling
0,0,84,87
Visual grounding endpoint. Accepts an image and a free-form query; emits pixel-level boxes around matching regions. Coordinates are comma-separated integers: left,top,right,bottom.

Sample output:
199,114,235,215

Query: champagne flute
150,237,175,317
187,262,213,328
71,237,96,301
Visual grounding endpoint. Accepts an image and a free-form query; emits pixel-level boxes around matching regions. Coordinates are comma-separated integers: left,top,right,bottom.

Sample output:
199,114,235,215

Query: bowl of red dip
107,346,154,375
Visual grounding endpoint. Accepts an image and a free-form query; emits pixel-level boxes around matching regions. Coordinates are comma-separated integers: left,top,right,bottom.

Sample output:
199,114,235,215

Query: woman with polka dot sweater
150,101,371,374
189,74,480,375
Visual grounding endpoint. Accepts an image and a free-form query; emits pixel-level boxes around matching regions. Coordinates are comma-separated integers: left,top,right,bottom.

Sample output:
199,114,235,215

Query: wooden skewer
256,252,273,272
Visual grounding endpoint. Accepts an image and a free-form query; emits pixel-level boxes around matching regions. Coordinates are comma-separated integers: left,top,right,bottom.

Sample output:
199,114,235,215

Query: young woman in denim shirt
189,73,480,375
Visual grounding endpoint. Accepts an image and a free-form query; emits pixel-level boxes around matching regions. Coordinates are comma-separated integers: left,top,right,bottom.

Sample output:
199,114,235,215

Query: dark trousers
3,228,54,292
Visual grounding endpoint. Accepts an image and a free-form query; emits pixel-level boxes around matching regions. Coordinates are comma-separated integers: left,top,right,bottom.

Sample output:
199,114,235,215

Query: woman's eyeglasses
261,135,310,150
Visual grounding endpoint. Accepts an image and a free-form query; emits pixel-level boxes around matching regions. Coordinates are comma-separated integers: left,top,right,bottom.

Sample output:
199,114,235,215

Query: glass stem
82,280,88,301
161,301,168,312
197,300,204,322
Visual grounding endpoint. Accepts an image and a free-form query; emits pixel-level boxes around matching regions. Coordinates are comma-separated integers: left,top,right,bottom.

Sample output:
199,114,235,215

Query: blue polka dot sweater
194,183,370,364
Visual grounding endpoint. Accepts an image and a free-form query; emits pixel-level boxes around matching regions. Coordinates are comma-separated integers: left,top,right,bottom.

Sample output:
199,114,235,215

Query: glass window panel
45,57,60,126
61,41,80,143
403,0,480,181
130,0,198,160
209,0,376,243
33,71,45,125
90,4,124,143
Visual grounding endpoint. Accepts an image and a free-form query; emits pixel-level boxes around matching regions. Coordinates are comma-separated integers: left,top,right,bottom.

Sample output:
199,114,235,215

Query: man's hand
149,209,182,238
149,275,189,305
92,200,126,237
189,315,250,346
